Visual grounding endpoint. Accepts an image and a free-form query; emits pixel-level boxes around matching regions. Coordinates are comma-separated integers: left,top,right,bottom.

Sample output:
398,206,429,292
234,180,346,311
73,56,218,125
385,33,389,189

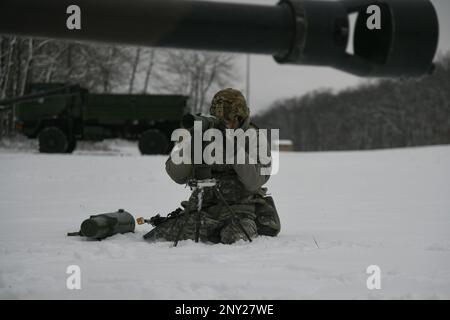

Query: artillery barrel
0,0,439,77
0,84,79,106
0,0,292,56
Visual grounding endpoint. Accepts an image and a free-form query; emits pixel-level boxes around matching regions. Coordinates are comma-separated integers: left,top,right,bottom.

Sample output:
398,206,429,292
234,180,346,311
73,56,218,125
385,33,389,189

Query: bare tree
128,47,142,94
155,50,239,113
142,48,156,94
35,42,129,93
100,46,118,93
0,36,17,99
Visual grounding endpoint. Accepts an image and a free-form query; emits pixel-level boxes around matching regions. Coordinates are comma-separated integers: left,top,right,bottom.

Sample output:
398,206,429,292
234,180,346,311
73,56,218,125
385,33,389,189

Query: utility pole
246,54,251,106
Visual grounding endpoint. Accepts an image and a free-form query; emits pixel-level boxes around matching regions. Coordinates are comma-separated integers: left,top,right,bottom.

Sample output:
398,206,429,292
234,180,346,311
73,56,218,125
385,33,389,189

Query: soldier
144,88,280,244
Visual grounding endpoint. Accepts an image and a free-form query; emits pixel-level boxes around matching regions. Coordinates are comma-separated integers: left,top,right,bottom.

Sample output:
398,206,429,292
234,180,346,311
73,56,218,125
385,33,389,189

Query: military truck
11,83,188,154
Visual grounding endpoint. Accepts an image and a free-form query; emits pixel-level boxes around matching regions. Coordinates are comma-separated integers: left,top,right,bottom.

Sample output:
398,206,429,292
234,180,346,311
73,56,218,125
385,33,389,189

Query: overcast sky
208,0,450,115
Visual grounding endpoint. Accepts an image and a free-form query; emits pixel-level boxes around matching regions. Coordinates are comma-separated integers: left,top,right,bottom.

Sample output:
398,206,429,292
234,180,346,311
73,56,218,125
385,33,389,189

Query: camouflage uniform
145,88,281,244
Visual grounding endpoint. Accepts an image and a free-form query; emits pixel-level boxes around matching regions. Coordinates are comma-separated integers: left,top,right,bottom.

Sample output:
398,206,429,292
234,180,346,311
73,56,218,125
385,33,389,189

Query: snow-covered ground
1,140,450,299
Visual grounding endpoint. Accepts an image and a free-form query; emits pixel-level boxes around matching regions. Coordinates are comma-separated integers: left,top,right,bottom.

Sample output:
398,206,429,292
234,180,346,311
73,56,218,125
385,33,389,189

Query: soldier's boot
256,215,280,237
255,196,281,237
220,218,257,244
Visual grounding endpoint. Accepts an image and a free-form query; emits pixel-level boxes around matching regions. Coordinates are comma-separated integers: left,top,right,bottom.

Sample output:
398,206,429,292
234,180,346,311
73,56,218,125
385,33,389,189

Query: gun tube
0,0,439,77
0,84,79,106
0,0,292,57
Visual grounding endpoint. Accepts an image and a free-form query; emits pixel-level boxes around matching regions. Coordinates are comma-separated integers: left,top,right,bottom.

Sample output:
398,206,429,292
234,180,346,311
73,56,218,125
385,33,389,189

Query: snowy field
1,140,450,299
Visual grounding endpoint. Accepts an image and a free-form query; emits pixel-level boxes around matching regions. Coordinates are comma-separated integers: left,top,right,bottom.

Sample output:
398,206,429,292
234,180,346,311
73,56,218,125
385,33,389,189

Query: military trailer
12,83,188,154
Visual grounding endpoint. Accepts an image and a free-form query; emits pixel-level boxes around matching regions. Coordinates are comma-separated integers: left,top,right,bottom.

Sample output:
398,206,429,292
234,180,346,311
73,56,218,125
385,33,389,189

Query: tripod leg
194,209,200,243
174,211,189,247
194,188,204,243
213,187,253,243
175,188,202,246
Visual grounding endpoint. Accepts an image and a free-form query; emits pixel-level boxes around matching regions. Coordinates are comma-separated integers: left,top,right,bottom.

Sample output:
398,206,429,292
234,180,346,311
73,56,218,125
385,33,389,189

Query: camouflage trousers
144,196,281,245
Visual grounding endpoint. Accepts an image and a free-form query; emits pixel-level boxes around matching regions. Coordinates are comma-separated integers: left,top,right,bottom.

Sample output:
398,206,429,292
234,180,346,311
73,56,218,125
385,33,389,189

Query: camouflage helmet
210,88,250,122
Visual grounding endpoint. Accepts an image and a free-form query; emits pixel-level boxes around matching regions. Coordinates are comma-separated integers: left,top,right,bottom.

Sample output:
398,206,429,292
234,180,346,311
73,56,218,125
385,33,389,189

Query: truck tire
66,139,77,153
138,129,169,155
38,127,68,153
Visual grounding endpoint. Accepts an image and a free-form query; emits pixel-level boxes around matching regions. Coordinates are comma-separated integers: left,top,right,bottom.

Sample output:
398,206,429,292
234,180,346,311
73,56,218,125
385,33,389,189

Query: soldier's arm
231,124,272,192
232,135,272,192
233,161,271,192
165,133,193,185
165,128,195,184
165,156,192,184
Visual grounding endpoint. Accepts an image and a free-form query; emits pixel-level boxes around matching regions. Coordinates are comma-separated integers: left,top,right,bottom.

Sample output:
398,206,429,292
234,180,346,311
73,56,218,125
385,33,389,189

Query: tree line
254,53,450,151
0,36,238,137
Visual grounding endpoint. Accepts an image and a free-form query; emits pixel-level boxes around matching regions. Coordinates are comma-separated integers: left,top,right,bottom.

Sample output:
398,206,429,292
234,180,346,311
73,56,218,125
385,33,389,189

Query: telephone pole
246,54,251,106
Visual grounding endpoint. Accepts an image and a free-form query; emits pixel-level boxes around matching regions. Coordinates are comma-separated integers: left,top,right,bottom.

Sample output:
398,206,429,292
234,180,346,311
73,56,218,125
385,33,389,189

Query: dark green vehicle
12,83,188,154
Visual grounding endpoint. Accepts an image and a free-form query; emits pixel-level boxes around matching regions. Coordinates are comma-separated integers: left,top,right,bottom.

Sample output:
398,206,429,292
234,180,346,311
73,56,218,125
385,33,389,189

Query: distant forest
254,53,450,151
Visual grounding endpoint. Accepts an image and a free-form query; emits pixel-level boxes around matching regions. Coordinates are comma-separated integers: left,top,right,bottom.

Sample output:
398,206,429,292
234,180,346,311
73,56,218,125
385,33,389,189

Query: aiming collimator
181,114,222,130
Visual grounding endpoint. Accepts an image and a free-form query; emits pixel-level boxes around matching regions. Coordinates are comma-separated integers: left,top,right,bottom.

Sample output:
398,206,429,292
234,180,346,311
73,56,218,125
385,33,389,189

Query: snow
1,140,450,299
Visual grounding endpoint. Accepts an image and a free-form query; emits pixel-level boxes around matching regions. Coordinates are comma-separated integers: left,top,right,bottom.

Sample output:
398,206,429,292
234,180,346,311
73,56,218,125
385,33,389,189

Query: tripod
173,178,253,247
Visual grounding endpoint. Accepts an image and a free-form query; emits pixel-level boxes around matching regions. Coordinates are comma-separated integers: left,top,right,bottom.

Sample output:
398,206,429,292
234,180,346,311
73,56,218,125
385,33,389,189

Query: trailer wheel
38,127,68,153
138,129,169,155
